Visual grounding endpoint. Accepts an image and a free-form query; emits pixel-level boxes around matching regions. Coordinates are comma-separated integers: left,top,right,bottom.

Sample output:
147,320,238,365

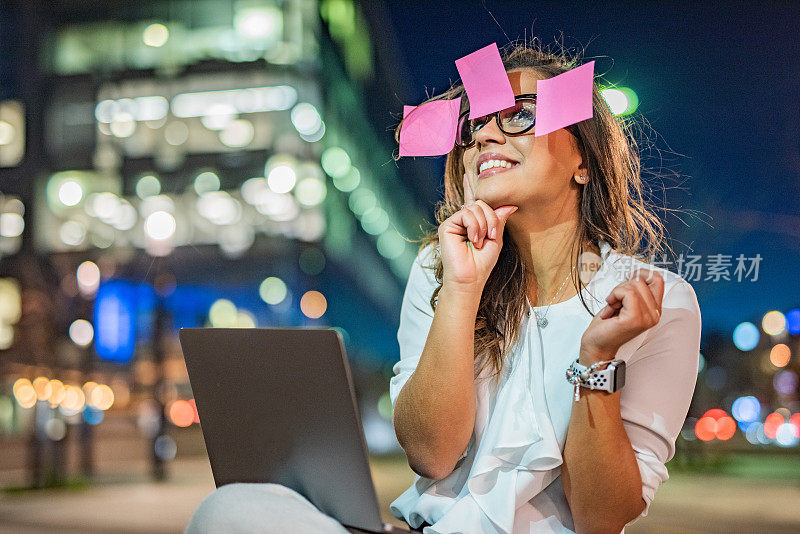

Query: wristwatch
565,358,626,401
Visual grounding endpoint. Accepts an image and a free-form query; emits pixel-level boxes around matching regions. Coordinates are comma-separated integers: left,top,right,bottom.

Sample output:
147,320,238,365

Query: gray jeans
185,482,353,534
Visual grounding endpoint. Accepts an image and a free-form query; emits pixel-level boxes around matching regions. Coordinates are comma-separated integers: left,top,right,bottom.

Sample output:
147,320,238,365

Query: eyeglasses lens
457,99,536,147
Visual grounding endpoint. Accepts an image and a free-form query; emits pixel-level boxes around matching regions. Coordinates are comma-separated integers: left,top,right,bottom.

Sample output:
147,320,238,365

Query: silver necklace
530,262,578,328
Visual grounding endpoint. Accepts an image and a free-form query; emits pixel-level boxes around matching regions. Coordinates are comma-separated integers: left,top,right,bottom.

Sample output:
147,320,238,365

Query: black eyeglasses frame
455,93,538,148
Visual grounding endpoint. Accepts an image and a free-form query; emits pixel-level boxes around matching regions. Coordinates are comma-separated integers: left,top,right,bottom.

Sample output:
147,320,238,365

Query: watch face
614,361,626,390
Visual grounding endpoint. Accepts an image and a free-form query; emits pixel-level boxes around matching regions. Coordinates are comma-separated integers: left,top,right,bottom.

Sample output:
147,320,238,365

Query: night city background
0,1,798,532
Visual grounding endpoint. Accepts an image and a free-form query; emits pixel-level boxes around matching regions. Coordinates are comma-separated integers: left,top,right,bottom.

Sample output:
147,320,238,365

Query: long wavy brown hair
396,39,670,384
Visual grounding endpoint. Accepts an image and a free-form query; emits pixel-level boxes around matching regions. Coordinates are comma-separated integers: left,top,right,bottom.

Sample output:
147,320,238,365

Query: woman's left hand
580,269,665,364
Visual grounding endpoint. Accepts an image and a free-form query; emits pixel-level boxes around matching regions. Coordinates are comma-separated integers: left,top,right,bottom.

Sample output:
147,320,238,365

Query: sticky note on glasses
455,43,515,119
398,99,461,157
534,61,595,137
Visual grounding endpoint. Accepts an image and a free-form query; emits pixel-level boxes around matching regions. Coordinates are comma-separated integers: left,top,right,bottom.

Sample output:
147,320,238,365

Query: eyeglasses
456,93,537,148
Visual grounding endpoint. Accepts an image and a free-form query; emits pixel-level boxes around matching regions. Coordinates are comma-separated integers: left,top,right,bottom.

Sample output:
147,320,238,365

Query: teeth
479,159,515,173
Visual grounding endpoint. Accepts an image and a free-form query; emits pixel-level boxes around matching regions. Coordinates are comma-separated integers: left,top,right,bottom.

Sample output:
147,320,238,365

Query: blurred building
0,0,429,485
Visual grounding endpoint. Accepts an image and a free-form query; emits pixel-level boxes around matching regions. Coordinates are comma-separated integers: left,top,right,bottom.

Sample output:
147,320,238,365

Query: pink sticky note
398,99,461,157
455,43,515,119
534,61,595,137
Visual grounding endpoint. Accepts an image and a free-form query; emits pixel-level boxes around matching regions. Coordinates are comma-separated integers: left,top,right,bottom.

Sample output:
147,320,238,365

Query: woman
388,42,701,533
185,41,701,534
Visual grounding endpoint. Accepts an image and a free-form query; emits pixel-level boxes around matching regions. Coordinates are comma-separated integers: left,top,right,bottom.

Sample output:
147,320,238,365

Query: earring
575,173,588,183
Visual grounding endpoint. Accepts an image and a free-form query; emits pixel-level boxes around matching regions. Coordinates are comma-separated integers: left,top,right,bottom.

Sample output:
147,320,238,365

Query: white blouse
389,240,701,534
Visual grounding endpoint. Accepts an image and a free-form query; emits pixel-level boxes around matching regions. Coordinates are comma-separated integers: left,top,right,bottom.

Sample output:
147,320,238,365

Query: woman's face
461,68,586,214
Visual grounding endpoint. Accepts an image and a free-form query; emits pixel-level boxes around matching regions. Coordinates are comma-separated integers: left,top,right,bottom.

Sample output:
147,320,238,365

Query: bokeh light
143,23,169,47
83,406,104,425
769,344,791,367
786,309,800,335
58,180,83,206
762,310,786,336
154,434,178,460
731,396,760,423
732,322,759,351
321,147,351,178
69,319,94,347
300,290,327,319
764,412,784,439
194,171,221,195
259,277,287,305
209,299,237,327
48,379,66,406
89,384,115,410
144,210,176,240
169,399,195,427
77,261,101,296
267,164,297,194
773,370,798,395
13,378,37,408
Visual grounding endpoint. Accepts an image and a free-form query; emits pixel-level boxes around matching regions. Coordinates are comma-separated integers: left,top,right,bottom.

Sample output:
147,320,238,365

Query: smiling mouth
477,159,519,179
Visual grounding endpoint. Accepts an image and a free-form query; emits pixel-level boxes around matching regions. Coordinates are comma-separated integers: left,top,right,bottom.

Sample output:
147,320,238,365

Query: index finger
463,172,476,205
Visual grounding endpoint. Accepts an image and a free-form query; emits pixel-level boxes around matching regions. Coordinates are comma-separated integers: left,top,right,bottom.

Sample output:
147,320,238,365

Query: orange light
188,399,200,424
61,385,86,411
769,344,791,367
716,416,736,440
702,408,727,420
764,412,784,439
13,378,37,408
90,384,115,410
300,290,327,319
790,413,800,438
695,416,716,441
48,379,66,406
32,377,52,401
169,400,195,428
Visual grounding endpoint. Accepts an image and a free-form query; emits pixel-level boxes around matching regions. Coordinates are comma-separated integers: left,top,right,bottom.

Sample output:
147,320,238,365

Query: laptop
178,327,412,534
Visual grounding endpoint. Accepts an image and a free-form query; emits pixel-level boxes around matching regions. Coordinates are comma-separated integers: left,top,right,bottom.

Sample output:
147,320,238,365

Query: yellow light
259,277,287,305
90,384,115,411
300,291,327,319
762,310,786,336
143,23,169,47
770,344,791,367
61,385,86,411
13,378,36,408
32,376,52,401
209,299,237,327
235,310,257,328
48,379,66,406
82,381,98,398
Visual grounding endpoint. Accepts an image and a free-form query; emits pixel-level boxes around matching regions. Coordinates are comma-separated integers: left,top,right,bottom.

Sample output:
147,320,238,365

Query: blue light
737,420,756,433
732,322,759,351
94,280,136,363
786,309,800,335
83,406,104,425
731,396,760,423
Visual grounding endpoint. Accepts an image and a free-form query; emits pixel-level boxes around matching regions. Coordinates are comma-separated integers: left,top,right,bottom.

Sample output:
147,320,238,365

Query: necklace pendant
536,315,548,328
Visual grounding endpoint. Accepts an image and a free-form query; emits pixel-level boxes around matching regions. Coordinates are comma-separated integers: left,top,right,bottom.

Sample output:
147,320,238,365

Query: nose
474,115,506,148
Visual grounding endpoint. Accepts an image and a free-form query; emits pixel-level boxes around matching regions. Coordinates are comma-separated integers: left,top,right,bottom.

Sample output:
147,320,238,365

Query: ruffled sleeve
620,279,701,525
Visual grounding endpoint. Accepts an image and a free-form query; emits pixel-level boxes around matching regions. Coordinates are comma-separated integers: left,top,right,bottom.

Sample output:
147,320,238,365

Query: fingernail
490,227,497,239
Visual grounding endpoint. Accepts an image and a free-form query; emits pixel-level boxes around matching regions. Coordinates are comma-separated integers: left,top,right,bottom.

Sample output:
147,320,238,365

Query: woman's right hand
438,172,518,294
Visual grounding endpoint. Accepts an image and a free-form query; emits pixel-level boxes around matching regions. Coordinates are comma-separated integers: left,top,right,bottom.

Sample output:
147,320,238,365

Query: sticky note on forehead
455,43,515,119
398,99,461,157
534,61,595,137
